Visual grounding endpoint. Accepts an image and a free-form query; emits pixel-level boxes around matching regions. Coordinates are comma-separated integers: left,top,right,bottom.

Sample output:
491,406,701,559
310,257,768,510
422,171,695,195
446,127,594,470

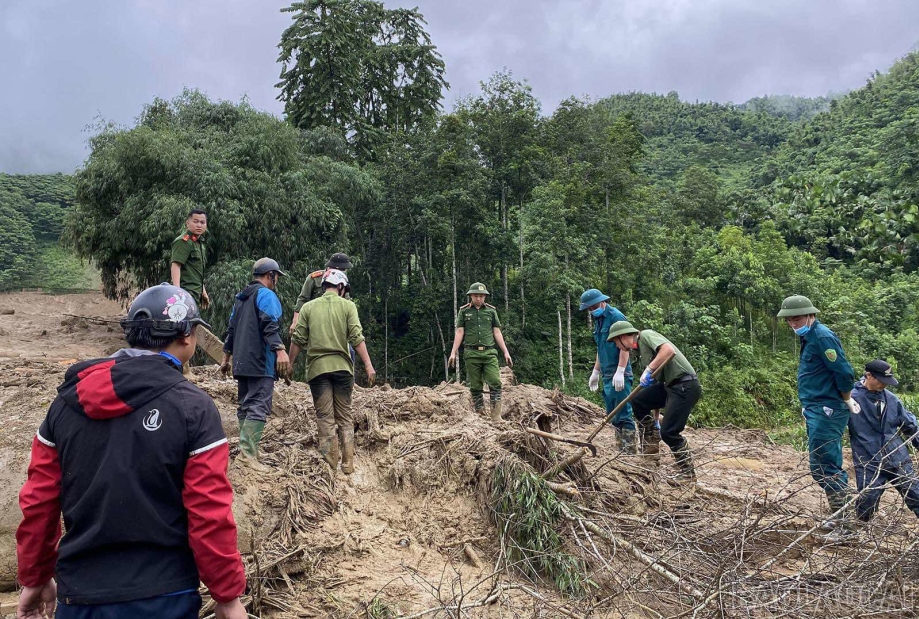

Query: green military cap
777,295,819,318
607,320,639,340
466,282,490,296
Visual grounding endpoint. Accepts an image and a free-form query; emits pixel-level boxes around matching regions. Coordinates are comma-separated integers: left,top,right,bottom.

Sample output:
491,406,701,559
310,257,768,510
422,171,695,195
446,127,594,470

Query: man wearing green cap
778,295,858,533
608,321,701,480
579,288,636,453
448,283,513,421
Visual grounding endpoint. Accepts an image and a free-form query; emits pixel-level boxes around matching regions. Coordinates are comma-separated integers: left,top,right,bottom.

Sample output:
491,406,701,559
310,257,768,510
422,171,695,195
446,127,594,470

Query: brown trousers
309,370,355,450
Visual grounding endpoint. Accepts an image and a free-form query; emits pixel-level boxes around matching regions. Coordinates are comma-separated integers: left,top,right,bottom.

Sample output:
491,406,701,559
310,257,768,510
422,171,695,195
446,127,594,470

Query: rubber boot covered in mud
672,441,696,483
616,427,638,455
318,431,341,471
639,417,661,464
821,490,858,542
339,425,355,475
490,400,503,422
239,419,269,472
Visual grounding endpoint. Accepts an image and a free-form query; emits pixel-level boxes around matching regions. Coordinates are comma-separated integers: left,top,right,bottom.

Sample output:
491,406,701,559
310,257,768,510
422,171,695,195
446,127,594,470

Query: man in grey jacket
849,359,919,521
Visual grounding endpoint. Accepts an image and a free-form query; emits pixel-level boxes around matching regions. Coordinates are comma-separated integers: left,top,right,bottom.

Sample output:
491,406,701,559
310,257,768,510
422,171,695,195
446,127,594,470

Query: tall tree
277,0,448,160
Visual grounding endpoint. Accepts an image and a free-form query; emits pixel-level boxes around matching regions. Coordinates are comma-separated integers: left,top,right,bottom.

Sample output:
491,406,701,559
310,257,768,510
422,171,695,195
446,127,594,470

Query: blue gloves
640,367,655,387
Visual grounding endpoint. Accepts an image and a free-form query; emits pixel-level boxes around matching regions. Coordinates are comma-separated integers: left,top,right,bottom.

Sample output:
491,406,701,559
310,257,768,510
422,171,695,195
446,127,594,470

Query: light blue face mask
794,324,811,337
591,306,605,317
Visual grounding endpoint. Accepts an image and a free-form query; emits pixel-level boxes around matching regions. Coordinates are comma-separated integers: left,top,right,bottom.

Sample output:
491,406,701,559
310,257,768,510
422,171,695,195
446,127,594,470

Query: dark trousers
56,591,201,618
631,379,701,452
237,375,275,423
855,463,919,521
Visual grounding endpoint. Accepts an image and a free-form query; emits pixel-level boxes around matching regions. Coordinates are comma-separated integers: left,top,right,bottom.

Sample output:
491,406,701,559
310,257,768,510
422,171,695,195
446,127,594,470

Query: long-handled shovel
583,364,665,444
525,365,666,455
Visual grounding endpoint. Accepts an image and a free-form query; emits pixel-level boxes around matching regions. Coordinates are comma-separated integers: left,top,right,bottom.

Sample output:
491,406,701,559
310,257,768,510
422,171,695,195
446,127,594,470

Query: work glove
640,367,655,388
448,353,457,368
844,398,861,415
366,367,377,386
504,352,514,368
613,367,626,392
588,368,600,392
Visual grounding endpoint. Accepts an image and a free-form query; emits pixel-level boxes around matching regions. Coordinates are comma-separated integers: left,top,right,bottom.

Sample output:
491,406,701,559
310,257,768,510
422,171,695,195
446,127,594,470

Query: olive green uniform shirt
295,270,351,312
638,329,696,385
291,289,366,381
170,232,206,301
455,303,501,348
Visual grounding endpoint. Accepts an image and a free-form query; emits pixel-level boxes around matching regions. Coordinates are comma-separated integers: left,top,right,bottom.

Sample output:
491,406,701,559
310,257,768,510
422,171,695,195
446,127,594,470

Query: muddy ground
1,291,917,618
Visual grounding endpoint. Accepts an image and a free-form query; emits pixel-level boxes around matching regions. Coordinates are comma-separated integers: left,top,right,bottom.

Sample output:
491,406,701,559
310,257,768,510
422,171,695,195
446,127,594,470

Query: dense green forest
0,173,95,290
4,1,919,436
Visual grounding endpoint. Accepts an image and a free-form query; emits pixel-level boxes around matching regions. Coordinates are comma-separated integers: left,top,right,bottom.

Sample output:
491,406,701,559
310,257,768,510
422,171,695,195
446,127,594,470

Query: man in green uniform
290,252,353,333
778,295,858,535
289,269,376,475
608,321,702,481
170,209,209,308
448,283,513,422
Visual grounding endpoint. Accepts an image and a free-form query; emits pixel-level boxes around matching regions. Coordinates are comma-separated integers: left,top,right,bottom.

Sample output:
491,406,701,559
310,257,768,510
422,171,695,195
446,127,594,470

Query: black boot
672,441,696,483
639,418,661,464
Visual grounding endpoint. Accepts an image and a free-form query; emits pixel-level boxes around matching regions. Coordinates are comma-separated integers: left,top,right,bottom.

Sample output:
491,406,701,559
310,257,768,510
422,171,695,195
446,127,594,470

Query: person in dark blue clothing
849,359,919,521
220,258,290,469
579,288,636,453
778,295,859,534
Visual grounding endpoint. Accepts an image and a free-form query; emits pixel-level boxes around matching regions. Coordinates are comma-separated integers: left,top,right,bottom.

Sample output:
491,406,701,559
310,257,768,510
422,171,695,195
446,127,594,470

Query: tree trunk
451,222,460,384
384,296,389,385
566,294,573,379
501,182,509,314
519,200,525,328
558,310,565,388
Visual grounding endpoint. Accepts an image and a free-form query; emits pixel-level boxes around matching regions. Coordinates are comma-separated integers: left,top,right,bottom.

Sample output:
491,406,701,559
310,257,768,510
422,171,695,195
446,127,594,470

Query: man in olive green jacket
289,269,375,474
448,282,513,422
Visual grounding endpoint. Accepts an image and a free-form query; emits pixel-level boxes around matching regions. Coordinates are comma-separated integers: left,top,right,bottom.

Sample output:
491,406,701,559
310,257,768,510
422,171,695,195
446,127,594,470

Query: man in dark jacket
849,359,919,521
16,284,246,619
220,258,290,468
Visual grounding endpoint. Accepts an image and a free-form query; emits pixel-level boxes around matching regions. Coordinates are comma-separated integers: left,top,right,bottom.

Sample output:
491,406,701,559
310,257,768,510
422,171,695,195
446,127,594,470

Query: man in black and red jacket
16,284,247,619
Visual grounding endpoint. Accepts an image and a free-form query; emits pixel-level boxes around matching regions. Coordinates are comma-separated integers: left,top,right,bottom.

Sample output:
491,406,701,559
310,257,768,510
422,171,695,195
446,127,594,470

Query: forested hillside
0,173,94,290
7,0,919,434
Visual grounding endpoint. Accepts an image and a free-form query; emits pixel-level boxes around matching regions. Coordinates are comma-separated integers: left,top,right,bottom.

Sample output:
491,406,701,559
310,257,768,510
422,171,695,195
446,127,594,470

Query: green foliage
0,195,35,290
490,458,595,598
363,597,397,619
66,90,378,337
277,0,447,160
0,174,80,290
738,94,834,121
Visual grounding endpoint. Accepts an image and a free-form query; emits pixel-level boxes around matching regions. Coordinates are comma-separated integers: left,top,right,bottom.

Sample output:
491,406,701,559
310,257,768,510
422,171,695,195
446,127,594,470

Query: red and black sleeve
17,434,63,587
183,441,245,603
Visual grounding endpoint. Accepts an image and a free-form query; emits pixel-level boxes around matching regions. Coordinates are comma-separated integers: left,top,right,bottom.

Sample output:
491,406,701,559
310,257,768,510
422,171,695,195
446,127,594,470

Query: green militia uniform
170,232,206,304
294,270,325,313
295,269,350,312
456,303,502,410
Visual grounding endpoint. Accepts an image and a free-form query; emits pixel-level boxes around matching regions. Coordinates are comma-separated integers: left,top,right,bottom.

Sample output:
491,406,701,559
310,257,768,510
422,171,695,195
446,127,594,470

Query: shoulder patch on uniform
485,303,496,309
460,303,471,309
825,349,838,362
309,270,324,278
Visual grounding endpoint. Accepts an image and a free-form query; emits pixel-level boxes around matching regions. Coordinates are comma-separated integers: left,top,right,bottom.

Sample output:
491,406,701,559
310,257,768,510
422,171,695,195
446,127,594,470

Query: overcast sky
1,0,917,174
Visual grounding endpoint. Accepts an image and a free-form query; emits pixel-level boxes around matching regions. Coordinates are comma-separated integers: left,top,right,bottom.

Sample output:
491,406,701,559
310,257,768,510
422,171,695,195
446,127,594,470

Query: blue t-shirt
592,305,633,376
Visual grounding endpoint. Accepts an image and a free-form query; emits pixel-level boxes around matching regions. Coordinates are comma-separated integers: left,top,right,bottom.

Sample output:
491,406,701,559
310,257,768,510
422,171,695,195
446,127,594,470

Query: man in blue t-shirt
579,288,636,453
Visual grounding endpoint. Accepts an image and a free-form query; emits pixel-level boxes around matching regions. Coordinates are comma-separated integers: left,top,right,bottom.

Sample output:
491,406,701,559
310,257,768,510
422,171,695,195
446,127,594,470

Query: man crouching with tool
608,321,701,482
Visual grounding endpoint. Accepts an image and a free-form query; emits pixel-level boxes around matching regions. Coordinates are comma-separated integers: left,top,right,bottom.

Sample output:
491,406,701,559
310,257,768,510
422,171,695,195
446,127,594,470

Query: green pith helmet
607,320,640,341
466,282,490,296
776,295,819,318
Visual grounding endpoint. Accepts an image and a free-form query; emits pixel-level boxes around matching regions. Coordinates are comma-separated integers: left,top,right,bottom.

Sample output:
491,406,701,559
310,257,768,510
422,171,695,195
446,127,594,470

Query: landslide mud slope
2,291,918,618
